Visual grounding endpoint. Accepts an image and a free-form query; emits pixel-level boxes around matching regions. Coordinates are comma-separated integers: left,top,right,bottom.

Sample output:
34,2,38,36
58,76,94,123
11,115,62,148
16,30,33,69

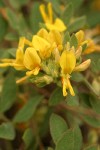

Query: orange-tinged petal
75,30,84,45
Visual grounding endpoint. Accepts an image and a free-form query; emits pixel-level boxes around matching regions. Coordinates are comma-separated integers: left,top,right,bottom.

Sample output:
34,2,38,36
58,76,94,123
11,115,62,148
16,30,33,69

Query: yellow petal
48,3,53,23
0,63,12,67
0,59,14,63
32,35,50,51
83,40,96,54
26,67,40,76
48,30,63,50
15,48,25,70
46,18,67,32
62,78,68,96
24,47,41,71
62,77,75,96
18,37,25,50
75,46,82,59
32,35,51,59
37,28,49,40
39,4,50,23
75,30,84,45
60,50,76,74
74,59,91,72
16,76,28,84
67,78,75,96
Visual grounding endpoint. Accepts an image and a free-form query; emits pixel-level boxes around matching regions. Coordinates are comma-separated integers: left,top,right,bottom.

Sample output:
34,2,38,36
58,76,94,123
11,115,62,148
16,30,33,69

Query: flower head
59,48,91,96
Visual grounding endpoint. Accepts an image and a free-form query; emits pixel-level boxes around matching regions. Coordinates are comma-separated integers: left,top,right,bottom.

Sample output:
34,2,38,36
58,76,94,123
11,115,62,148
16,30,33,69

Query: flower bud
73,59,91,72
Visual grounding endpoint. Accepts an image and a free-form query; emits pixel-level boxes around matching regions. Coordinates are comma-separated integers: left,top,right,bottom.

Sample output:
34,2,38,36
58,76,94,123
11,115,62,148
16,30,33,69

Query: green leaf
70,34,78,48
84,145,98,150
48,148,54,150
0,122,15,140
0,14,8,41
61,3,73,25
73,126,83,150
68,16,86,33
5,8,28,35
67,0,83,11
89,96,100,114
0,0,5,7
50,114,68,144
39,108,53,137
17,0,30,6
23,128,35,149
6,8,19,30
66,93,79,106
9,0,20,9
71,72,84,82
0,74,17,113
87,11,100,27
82,115,100,128
55,130,73,150
9,0,30,8
55,126,82,150
7,48,17,57
13,95,43,123
85,53,100,73
29,2,43,34
63,31,70,45
16,14,28,36
82,43,88,52
5,32,19,41
49,87,64,106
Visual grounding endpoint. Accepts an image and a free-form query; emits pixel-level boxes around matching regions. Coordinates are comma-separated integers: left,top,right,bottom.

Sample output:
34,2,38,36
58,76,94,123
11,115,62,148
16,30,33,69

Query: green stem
83,78,100,99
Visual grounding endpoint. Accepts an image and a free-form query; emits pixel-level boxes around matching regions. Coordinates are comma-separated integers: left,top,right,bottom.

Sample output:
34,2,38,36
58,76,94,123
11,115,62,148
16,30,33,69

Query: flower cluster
0,28,92,97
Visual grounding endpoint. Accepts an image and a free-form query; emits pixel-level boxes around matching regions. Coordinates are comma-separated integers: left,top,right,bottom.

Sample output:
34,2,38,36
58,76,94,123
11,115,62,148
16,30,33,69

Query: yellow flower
60,50,76,96
0,37,27,70
75,30,88,46
37,28,63,51
60,51,76,75
39,3,66,32
24,47,41,76
75,30,100,54
59,50,91,96
32,35,51,59
83,39,100,55
0,37,41,83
